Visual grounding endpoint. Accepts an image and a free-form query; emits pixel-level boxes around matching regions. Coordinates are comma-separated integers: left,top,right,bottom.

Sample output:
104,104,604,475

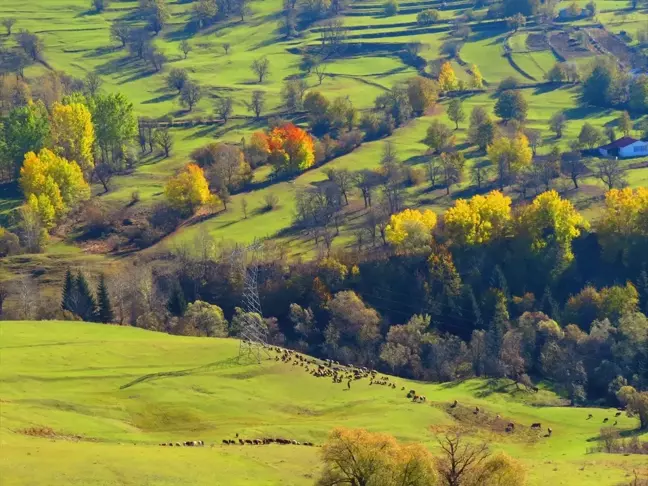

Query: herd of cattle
158,346,632,449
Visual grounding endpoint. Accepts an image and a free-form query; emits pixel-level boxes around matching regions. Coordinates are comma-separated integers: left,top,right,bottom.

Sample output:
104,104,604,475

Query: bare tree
561,151,587,189
94,162,113,192
241,198,248,219
84,71,102,97
154,127,173,157
148,48,167,72
215,96,234,123
13,275,39,320
222,42,231,55
179,39,192,59
426,157,441,189
247,90,265,119
251,57,270,83
110,21,131,48
314,62,327,85
235,0,251,20
354,169,381,208
470,163,491,190
179,80,202,111
2,18,17,36
324,168,353,205
596,158,626,190
319,19,348,59
435,430,491,486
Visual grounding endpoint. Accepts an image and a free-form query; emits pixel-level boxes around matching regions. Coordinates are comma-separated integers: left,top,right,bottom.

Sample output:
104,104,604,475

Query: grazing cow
531,423,542,429
613,421,618,426
222,440,230,445
496,414,501,420
407,390,416,398
587,414,593,420
245,440,253,444
175,442,181,447
239,439,244,445
473,407,480,414
603,418,609,423
615,412,621,417
450,400,458,408
507,423,515,430
419,396,426,403
547,428,552,436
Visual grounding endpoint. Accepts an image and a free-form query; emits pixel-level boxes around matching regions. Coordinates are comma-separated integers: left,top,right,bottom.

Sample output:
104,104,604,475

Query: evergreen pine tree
96,274,114,323
76,272,97,321
167,283,187,317
61,269,76,312
489,265,509,298
462,285,483,332
540,286,561,321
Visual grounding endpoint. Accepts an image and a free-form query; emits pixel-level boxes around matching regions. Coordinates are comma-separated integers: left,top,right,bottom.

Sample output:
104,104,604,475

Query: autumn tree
327,291,381,361
487,133,533,189
437,61,458,92
254,123,315,175
445,190,512,246
19,148,90,228
317,428,437,486
597,187,648,260
49,102,96,174
517,190,587,263
447,98,465,130
385,208,437,253
407,76,439,116
164,163,215,215
470,64,484,89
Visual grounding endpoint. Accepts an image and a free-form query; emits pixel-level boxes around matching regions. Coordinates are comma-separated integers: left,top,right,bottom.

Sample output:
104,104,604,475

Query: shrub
263,193,280,211
406,167,426,187
0,227,21,257
384,0,399,16
498,76,519,91
417,9,440,25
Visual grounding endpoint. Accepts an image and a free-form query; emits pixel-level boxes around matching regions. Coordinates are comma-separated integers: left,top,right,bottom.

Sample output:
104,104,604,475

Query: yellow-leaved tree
316,427,437,486
517,190,588,263
164,163,217,215
470,64,484,89
597,187,648,261
438,61,458,92
385,208,437,253
49,102,96,174
19,148,90,228
444,190,512,246
487,133,532,189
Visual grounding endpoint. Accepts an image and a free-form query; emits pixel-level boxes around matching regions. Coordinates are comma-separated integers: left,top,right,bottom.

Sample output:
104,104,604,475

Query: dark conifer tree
167,283,187,317
637,269,648,315
96,274,114,323
540,286,561,321
489,265,509,298
462,285,483,332
61,269,76,312
76,272,97,321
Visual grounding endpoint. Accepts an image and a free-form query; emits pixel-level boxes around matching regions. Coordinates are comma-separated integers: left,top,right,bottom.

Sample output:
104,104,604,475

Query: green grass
0,321,646,486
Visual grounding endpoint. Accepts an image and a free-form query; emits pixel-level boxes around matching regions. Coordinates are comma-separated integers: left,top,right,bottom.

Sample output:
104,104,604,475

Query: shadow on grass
143,92,177,104
119,356,239,390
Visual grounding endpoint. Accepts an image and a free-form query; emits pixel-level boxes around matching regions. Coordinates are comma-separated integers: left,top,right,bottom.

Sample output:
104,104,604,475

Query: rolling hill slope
0,321,646,485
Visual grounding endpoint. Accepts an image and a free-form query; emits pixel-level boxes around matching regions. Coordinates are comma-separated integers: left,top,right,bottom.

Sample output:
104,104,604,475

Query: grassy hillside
0,321,646,485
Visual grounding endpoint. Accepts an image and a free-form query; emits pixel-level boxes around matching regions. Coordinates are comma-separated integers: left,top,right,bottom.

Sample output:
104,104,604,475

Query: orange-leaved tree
164,163,218,215
316,427,437,486
255,123,315,174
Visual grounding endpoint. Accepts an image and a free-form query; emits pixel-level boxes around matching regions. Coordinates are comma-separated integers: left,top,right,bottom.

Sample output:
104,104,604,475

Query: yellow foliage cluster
317,427,437,486
49,102,96,174
164,163,216,215
598,188,648,248
517,190,588,262
487,133,533,181
444,190,512,245
470,64,484,89
19,149,90,229
438,61,458,92
385,208,437,252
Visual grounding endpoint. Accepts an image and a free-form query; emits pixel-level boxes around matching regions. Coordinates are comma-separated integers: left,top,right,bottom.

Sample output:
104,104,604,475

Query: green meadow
0,321,646,485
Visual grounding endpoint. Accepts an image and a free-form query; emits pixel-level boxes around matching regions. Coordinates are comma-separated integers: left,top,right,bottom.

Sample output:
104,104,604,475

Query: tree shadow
142,92,177,104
